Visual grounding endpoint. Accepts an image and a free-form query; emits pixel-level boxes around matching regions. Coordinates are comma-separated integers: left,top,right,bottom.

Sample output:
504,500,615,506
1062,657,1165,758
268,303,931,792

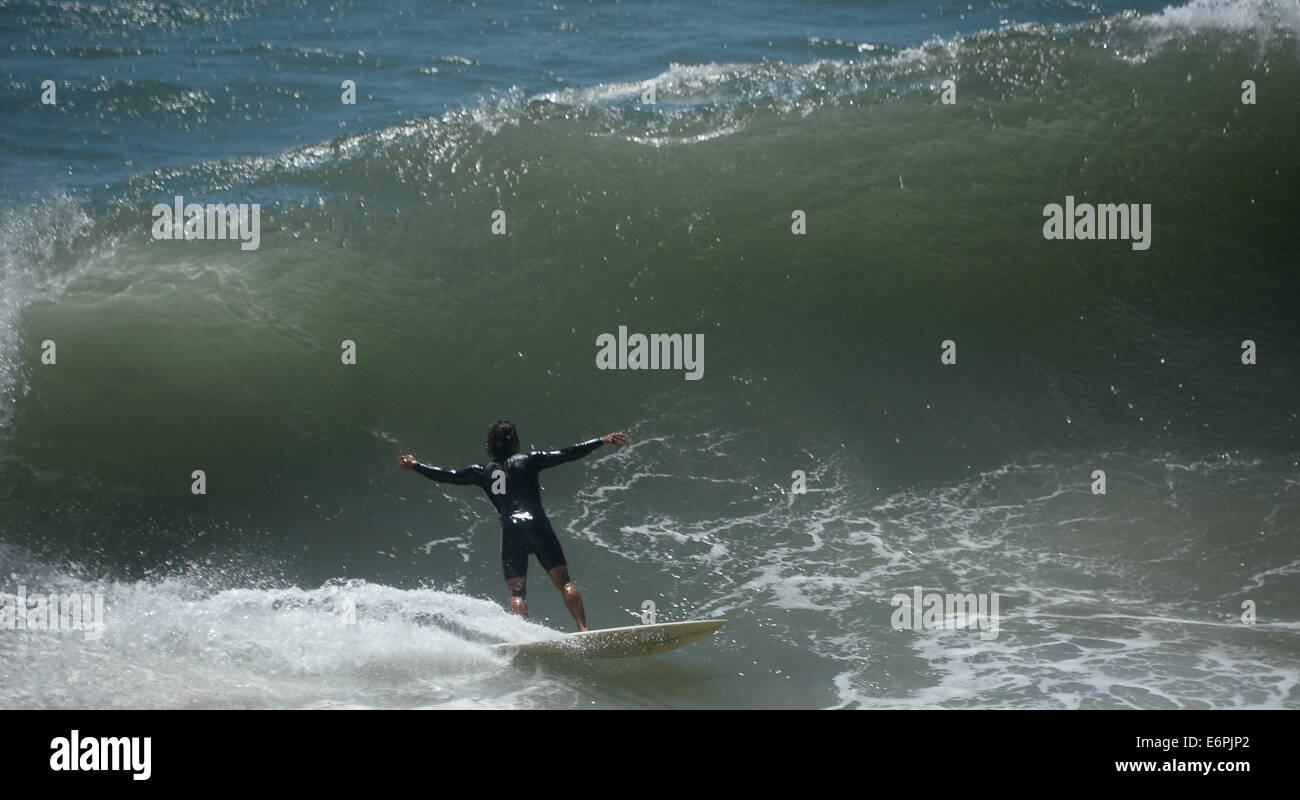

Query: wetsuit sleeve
529,438,604,470
412,462,487,486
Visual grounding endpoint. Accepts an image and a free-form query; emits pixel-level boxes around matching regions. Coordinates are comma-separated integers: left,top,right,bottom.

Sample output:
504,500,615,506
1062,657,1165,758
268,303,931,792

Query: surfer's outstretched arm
398,454,485,486
530,432,628,470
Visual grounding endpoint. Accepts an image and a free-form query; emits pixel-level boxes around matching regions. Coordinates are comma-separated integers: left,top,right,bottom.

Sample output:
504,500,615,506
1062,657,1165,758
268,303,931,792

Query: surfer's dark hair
486,420,519,461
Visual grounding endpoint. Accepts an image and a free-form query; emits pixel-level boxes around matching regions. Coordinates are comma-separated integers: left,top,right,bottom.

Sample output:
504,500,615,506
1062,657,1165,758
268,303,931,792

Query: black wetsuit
412,438,603,581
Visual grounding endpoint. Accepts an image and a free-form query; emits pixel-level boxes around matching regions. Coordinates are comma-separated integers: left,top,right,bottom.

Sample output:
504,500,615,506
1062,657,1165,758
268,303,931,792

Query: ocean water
0,0,1297,709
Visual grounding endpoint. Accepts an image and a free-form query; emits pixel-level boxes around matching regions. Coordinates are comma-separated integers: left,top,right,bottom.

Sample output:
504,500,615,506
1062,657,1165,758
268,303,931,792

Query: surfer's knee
547,565,571,590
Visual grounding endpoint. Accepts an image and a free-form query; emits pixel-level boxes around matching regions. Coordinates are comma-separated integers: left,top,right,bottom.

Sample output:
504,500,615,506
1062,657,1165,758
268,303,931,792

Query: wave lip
1139,0,1300,39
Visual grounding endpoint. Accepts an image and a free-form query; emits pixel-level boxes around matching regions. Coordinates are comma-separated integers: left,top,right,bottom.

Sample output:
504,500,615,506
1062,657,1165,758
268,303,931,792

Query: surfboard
492,619,726,658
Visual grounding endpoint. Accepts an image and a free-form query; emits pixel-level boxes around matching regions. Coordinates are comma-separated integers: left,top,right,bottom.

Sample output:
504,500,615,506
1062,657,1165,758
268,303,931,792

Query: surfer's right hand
398,454,417,470
602,432,629,448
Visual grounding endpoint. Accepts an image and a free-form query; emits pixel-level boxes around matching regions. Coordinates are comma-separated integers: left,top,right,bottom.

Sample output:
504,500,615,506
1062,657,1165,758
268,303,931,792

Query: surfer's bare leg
506,577,528,619
547,565,588,632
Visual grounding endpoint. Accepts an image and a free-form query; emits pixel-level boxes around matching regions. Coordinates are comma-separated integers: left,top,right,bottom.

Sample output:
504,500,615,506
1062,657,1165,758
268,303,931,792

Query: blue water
1,0,1168,197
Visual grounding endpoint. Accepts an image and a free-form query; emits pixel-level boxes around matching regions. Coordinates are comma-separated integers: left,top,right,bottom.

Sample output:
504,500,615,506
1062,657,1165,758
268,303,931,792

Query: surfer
399,421,628,631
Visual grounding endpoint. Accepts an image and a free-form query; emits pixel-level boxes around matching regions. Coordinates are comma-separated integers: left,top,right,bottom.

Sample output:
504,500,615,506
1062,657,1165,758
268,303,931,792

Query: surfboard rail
492,619,727,658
